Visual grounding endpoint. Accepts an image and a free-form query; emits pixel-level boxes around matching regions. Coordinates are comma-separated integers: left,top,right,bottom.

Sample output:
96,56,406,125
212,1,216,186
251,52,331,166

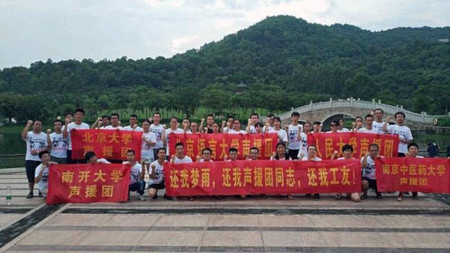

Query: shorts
362,177,378,192
148,182,165,190
25,160,41,183
288,149,299,160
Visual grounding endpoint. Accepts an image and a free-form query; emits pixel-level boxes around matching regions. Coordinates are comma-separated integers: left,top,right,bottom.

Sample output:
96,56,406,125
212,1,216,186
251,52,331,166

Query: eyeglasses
203,153,211,155
330,124,337,126
250,152,259,155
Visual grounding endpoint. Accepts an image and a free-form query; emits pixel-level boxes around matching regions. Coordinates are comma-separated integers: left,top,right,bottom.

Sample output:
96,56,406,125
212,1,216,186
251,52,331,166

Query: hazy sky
1,0,448,69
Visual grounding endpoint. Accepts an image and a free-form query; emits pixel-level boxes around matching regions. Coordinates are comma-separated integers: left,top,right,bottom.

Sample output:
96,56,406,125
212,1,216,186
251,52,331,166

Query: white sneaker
138,194,146,201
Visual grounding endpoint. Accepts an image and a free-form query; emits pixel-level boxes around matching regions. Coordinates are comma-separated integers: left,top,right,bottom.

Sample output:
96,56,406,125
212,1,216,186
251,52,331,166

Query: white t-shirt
123,125,143,132
165,128,184,154
222,126,230,133
302,156,322,161
124,162,142,184
104,125,124,130
141,132,157,161
35,163,49,190
357,127,378,134
361,156,377,180
228,129,247,134
298,133,308,158
174,156,193,164
372,121,385,134
248,125,257,134
268,129,288,143
49,132,67,158
66,122,90,150
96,158,111,164
150,124,164,149
262,126,274,132
149,160,165,185
287,124,303,150
338,128,350,132
24,132,48,161
387,124,413,154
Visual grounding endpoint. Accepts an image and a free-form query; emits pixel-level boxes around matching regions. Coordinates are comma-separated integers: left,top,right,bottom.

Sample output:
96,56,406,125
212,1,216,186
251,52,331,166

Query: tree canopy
1,15,449,122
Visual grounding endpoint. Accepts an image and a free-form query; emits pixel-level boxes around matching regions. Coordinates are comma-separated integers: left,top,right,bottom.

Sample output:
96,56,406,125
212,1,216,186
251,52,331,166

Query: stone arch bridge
276,98,447,130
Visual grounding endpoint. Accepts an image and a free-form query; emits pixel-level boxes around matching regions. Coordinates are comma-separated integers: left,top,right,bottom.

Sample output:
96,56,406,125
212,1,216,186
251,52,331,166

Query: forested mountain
0,15,449,121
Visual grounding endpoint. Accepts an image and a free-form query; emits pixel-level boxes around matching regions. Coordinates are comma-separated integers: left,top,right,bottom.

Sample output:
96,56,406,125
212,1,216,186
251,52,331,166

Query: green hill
0,15,449,121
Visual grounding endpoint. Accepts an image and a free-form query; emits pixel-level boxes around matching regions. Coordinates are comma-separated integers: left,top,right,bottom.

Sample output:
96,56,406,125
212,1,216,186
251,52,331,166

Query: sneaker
138,194,146,201
397,196,403,201
412,192,418,198
38,191,43,198
314,194,320,200
360,193,368,200
376,192,382,199
26,192,33,199
260,194,267,199
163,194,173,200
335,193,342,200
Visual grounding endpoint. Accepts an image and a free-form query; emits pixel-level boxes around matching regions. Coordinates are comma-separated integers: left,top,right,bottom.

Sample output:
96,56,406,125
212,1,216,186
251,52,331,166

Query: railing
278,98,446,123
0,154,25,169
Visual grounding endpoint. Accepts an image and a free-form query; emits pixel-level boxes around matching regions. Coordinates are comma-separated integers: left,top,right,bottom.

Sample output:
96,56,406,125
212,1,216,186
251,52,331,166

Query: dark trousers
129,180,145,195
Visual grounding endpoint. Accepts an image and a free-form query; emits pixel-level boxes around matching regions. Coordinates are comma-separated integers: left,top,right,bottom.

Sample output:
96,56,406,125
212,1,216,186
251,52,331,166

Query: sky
0,0,449,69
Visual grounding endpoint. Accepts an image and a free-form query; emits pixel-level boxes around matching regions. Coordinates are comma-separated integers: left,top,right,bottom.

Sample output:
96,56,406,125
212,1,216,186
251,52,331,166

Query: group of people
22,107,434,202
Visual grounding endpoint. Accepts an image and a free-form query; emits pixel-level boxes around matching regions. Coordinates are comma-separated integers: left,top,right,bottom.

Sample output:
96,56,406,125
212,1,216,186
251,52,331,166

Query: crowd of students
22,108,443,202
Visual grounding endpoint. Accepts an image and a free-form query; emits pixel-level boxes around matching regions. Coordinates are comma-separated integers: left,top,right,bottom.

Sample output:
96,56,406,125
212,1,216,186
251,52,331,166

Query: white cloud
0,0,448,68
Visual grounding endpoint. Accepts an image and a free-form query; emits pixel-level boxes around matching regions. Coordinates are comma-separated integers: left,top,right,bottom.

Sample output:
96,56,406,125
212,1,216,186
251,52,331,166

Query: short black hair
53,119,63,125
250,147,259,153
408,142,419,150
313,121,321,126
175,142,184,148
74,108,85,115
102,115,110,120
202,148,212,154
229,147,238,153
342,144,354,153
126,149,135,155
38,150,50,158
395,111,406,119
130,114,138,119
85,151,96,161
291,112,300,117
110,113,120,119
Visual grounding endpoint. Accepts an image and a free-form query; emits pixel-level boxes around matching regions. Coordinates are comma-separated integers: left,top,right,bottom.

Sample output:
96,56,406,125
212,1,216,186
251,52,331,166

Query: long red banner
165,160,361,196
47,163,131,204
169,133,278,161
376,157,450,193
307,132,399,159
71,129,142,161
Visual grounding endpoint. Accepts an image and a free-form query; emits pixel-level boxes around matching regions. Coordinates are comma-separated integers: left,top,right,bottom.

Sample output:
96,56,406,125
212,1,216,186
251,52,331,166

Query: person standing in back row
63,109,89,164
22,119,48,198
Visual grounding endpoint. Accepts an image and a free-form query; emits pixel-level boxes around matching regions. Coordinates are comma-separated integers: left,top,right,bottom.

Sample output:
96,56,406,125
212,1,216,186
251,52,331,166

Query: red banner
47,163,131,204
307,132,399,159
169,133,278,161
376,157,450,193
71,129,142,161
165,160,361,196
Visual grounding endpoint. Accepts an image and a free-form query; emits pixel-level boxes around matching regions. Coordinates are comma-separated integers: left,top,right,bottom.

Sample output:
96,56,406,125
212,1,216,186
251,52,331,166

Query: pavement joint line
199,215,212,253
0,203,70,253
6,245,450,252
60,207,450,216
35,225,450,233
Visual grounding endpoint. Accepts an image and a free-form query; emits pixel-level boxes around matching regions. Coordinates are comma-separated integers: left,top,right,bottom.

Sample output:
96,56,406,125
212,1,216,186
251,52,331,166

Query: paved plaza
0,168,449,252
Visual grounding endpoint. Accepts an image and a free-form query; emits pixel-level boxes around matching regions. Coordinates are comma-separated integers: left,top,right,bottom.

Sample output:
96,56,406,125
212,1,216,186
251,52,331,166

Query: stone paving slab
1,169,449,252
